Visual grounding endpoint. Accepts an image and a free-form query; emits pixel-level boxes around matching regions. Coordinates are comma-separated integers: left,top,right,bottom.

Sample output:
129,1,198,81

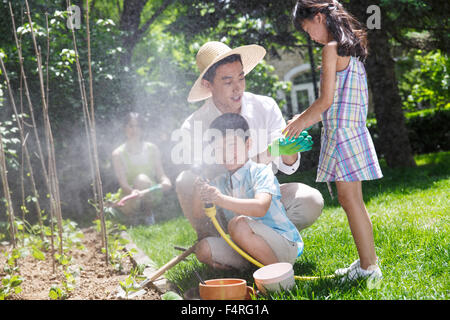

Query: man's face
202,60,246,113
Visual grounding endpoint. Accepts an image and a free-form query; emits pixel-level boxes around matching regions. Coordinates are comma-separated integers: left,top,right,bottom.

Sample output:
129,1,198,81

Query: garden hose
116,184,162,206
204,203,335,281
204,204,265,268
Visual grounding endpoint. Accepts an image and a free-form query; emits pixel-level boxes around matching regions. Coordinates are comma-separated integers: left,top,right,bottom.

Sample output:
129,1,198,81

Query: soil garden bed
0,227,160,300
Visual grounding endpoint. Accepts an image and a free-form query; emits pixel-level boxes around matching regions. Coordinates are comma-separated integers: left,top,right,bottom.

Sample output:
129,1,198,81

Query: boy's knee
228,216,250,241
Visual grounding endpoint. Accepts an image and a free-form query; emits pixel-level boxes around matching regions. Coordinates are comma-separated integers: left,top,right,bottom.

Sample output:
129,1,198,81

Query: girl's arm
283,42,339,138
196,179,271,218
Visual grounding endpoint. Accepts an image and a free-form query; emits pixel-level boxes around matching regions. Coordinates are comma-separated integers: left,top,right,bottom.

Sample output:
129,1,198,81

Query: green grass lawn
128,151,450,300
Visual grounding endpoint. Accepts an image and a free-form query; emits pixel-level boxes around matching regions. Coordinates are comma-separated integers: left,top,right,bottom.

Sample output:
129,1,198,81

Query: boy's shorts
205,216,299,270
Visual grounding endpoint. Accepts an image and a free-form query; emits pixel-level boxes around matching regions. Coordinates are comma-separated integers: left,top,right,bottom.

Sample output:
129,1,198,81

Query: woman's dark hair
124,112,143,127
202,54,243,83
292,0,368,60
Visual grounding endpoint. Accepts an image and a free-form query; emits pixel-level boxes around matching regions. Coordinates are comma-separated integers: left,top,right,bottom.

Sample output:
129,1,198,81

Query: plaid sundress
316,56,383,182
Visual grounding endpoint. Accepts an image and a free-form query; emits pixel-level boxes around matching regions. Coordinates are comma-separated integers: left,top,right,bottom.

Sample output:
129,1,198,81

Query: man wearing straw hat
173,41,324,268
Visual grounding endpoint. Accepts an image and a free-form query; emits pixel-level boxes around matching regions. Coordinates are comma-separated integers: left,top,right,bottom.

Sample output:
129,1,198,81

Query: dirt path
0,227,160,300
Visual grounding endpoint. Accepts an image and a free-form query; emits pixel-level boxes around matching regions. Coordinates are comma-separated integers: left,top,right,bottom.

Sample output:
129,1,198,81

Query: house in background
266,50,319,119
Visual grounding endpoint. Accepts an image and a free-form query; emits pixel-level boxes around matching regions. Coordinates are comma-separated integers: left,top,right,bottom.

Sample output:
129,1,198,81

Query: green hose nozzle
268,130,314,157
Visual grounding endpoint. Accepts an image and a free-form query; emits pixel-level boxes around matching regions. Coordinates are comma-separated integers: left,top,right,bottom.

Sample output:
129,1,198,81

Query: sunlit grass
128,151,450,299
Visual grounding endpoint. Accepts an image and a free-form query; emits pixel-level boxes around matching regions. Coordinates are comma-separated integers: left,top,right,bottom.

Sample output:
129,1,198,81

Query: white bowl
253,263,295,294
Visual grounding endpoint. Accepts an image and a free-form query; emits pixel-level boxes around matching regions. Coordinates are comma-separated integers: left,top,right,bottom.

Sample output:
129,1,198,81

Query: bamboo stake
44,10,56,273
0,54,44,241
0,134,16,248
66,0,109,264
8,2,50,190
65,1,99,223
24,0,64,257
85,0,109,265
8,2,56,270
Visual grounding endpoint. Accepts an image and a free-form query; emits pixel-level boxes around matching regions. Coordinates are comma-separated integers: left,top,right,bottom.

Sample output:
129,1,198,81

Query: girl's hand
287,114,300,125
283,115,306,139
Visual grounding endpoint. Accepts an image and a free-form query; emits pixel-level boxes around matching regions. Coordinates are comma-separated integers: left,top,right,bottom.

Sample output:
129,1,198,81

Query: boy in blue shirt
194,113,303,270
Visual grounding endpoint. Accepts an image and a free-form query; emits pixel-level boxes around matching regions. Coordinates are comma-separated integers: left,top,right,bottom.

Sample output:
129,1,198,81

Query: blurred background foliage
0,0,448,222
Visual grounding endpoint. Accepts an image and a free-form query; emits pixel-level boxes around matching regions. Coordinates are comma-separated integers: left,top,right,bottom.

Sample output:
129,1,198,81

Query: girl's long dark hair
292,0,368,60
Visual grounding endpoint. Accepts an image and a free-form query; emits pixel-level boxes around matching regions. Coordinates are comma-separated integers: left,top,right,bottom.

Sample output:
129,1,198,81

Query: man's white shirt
177,92,300,175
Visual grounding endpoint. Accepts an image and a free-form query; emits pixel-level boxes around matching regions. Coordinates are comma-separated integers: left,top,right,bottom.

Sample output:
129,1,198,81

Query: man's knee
282,183,324,230
175,170,196,196
302,188,324,226
195,239,212,264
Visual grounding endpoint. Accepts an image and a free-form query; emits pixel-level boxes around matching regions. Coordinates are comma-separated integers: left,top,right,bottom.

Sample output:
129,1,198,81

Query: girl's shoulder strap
117,143,131,165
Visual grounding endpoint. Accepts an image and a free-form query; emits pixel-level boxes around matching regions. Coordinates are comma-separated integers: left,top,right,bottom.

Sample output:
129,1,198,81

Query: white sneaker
335,259,361,277
335,259,383,282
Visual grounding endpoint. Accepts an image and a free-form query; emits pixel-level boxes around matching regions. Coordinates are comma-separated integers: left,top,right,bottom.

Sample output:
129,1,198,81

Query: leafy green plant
118,276,142,299
398,50,449,111
93,218,135,271
161,291,183,300
1,248,23,300
106,238,136,272
118,266,146,299
60,219,85,252
54,253,72,266
31,244,45,261
1,217,87,299
48,268,78,300
48,285,64,300
0,115,20,170
0,275,23,300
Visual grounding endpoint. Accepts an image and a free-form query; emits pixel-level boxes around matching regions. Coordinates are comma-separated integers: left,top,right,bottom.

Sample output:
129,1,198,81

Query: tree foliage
0,0,448,219
398,50,449,111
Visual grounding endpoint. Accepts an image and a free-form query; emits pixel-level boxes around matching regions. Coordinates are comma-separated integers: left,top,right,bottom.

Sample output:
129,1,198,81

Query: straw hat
187,41,266,103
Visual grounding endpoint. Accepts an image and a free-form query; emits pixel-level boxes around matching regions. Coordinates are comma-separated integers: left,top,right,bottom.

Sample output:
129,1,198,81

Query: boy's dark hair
202,54,243,83
209,113,250,142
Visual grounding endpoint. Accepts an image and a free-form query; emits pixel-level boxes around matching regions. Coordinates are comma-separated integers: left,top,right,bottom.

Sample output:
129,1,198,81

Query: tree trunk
119,0,174,67
347,1,416,168
115,0,147,110
119,0,148,67
365,28,416,167
117,0,174,109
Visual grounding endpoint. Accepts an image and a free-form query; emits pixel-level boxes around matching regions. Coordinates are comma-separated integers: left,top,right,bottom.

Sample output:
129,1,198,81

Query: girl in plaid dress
284,0,383,281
